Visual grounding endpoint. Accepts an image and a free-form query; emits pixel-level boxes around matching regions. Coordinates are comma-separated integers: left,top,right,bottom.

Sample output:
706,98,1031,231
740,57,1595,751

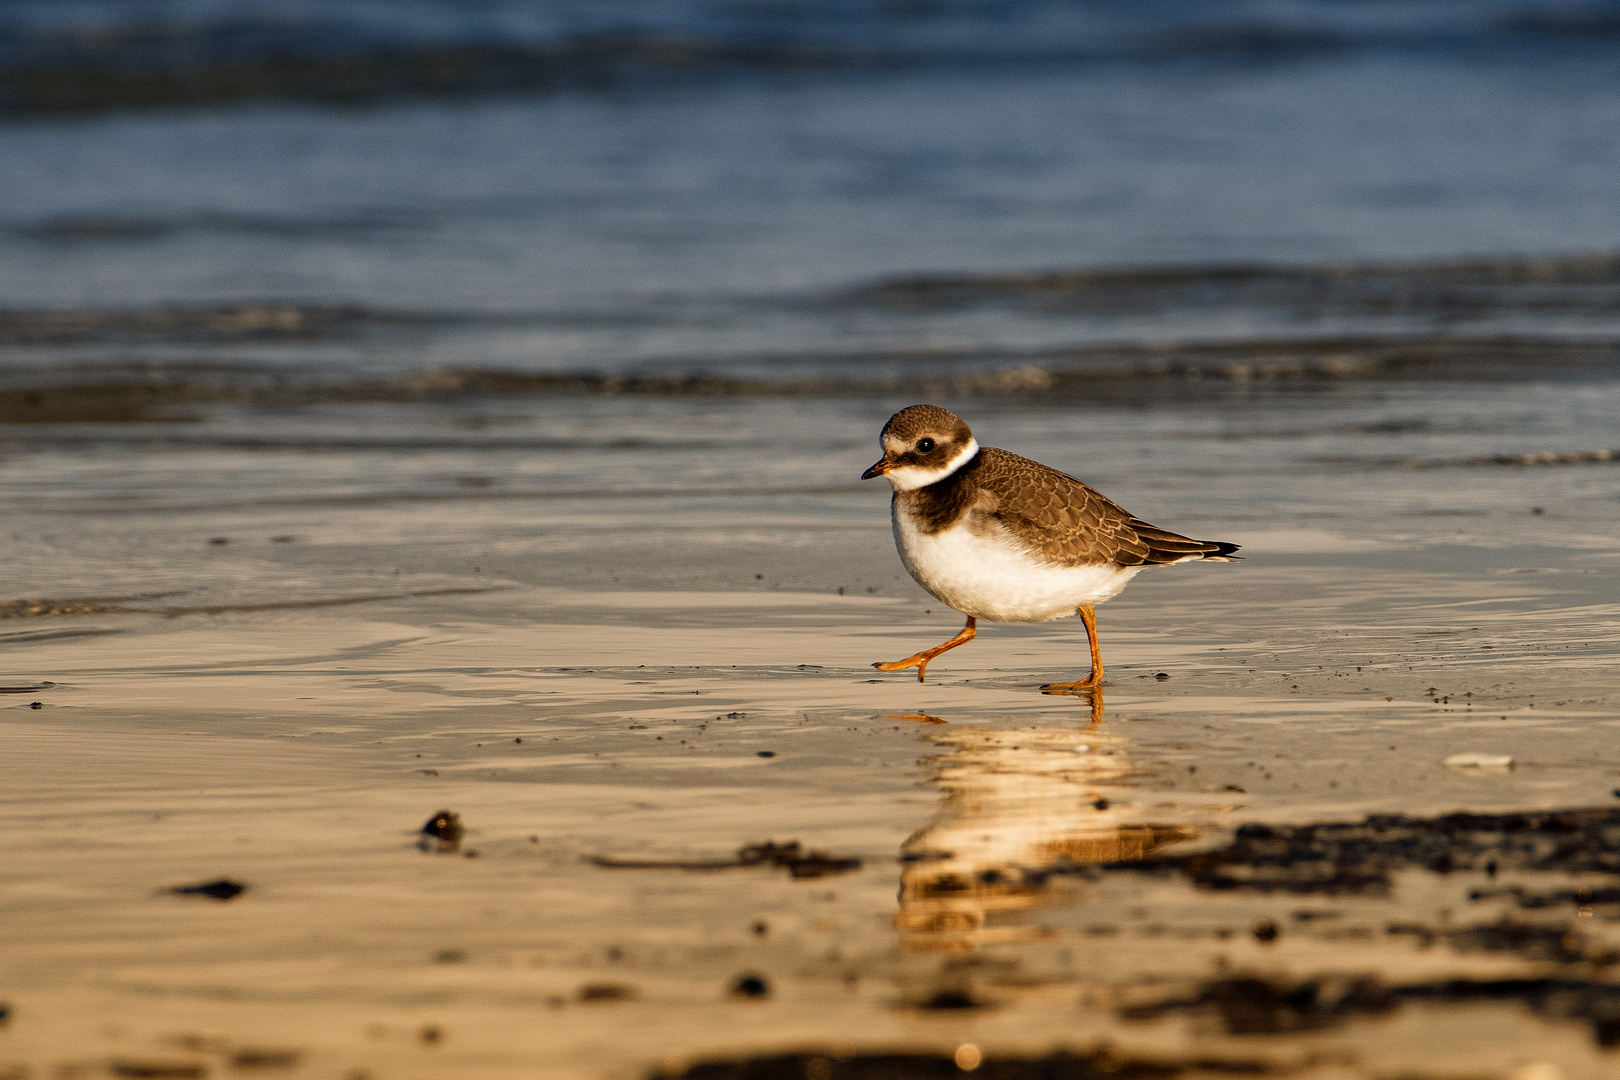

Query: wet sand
5,398,1620,1079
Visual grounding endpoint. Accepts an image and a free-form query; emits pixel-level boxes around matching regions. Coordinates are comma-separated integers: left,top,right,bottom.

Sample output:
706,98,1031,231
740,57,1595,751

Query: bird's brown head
862,405,978,490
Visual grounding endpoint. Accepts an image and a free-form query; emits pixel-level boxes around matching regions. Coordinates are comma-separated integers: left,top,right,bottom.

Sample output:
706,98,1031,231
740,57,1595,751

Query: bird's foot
872,653,936,682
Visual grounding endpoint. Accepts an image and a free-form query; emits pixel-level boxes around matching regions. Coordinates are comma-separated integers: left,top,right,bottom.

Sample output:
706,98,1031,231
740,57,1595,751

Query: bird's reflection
895,690,1195,952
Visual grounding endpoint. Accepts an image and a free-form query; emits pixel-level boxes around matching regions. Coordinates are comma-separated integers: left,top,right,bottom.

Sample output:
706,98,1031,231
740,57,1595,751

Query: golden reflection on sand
896,691,1195,952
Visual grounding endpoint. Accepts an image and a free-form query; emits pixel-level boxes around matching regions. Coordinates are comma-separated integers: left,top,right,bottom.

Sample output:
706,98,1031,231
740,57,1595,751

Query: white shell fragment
1444,752,1515,771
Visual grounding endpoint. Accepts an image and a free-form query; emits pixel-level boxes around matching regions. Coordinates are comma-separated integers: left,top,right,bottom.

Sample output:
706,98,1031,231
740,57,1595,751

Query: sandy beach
5,387,1620,1079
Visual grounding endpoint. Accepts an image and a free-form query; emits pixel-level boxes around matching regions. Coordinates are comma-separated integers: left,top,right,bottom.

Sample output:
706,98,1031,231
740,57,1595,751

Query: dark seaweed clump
1098,806,1620,895
1123,974,1620,1048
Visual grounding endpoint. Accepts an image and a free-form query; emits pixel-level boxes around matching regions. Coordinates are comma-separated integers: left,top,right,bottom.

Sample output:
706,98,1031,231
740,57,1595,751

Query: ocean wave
3,334,1615,423
9,209,428,244
0,302,445,345
837,252,1620,313
0,0,1610,114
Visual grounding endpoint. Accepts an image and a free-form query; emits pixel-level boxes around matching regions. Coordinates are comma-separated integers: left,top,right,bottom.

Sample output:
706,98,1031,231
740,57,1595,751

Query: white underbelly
893,510,1140,623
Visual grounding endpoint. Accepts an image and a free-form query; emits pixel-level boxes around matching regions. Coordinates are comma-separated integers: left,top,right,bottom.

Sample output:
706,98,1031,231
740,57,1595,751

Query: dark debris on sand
1087,806,1620,895
171,878,247,901
659,1048,1282,1079
1122,973,1620,1048
592,840,861,879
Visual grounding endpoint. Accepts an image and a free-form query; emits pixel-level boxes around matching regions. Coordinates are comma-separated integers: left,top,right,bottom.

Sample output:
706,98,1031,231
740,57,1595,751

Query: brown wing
972,448,1241,568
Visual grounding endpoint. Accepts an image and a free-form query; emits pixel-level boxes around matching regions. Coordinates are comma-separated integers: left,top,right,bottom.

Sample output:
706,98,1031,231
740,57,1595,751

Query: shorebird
862,405,1240,690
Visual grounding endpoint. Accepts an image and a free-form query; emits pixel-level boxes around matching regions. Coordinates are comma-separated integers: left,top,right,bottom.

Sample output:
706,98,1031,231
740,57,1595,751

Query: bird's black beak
862,458,892,480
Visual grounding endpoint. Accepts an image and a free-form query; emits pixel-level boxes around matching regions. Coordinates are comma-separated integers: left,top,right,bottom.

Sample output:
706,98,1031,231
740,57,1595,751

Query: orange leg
873,616,976,683
1040,604,1103,693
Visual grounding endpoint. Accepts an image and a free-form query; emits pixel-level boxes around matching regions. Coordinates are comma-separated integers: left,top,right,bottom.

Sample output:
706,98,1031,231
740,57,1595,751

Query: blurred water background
2,0,1620,521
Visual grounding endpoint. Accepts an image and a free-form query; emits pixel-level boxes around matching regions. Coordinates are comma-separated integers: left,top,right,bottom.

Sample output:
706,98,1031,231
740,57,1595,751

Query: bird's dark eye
917,438,936,453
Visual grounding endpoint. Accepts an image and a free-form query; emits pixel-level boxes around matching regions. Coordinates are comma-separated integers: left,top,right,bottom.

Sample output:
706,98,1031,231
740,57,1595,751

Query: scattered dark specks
229,1048,303,1070
172,878,246,901
1154,672,1170,680
29,701,42,709
578,983,636,1002
418,1024,443,1045
757,751,776,758
208,537,230,546
730,974,770,999
1253,919,1279,943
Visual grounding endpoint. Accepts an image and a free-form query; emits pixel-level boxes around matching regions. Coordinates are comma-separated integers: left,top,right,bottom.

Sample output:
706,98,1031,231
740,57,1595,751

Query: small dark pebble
229,1048,302,1070
1252,919,1279,943
1224,784,1246,793
420,809,464,849
418,1025,443,1045
1154,672,1170,680
756,751,776,758
111,1062,206,1079
435,950,466,963
579,983,636,1002
514,737,522,743
920,990,980,1010
1091,798,1110,810
730,974,770,999
208,537,230,545
29,701,42,709
752,920,769,936
0,1002,9,1024
172,878,246,901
